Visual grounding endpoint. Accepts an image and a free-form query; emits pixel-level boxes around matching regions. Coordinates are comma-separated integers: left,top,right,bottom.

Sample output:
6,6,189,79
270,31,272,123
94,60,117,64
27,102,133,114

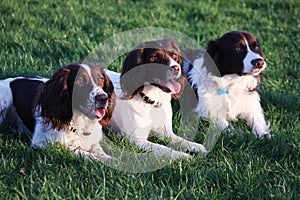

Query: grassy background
1,0,299,199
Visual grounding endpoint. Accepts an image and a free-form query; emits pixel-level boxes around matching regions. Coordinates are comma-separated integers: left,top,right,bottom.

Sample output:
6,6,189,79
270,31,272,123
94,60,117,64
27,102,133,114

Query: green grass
1,0,299,199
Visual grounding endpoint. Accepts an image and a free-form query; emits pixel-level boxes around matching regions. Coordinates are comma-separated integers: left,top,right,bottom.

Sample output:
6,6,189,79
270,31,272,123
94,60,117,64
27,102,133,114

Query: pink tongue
161,80,181,94
95,108,106,119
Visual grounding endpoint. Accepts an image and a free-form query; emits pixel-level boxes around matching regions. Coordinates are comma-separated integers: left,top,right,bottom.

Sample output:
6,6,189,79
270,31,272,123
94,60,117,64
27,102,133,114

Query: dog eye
169,53,178,61
98,75,105,86
99,76,104,82
77,77,86,87
254,45,260,51
234,44,244,52
150,55,159,62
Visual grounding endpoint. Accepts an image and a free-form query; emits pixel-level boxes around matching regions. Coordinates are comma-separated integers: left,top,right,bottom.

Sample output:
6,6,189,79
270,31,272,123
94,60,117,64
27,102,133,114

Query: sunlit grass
0,0,299,199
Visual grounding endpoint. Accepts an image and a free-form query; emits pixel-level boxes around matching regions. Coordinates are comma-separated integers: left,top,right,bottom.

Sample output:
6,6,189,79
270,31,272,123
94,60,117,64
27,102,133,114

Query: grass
0,0,299,199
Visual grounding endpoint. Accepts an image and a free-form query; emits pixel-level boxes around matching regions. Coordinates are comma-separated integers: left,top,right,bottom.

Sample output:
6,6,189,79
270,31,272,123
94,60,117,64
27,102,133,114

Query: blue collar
217,88,229,95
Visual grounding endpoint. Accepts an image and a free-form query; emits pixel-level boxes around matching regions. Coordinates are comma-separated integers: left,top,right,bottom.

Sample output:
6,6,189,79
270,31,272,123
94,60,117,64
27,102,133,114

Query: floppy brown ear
205,40,222,76
99,71,116,128
121,48,144,77
36,66,77,130
206,39,220,62
120,48,145,97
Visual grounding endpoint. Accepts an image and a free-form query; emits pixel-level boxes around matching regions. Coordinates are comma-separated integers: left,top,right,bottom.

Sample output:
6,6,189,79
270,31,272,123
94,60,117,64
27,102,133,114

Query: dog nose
95,93,108,104
171,65,181,74
251,59,265,69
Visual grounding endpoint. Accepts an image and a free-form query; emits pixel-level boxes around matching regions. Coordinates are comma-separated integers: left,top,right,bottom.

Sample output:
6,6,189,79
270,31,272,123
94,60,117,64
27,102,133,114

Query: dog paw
253,122,271,139
171,151,192,159
98,153,115,163
88,152,115,163
255,132,272,139
190,143,208,154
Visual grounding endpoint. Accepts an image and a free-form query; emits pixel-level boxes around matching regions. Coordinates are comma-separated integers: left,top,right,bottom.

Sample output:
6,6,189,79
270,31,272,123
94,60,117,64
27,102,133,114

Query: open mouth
80,105,106,120
94,107,106,119
151,79,181,94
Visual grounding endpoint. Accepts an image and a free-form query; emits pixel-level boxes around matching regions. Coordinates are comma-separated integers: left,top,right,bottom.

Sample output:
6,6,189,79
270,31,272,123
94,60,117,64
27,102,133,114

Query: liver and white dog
0,63,115,161
106,38,207,159
183,31,270,138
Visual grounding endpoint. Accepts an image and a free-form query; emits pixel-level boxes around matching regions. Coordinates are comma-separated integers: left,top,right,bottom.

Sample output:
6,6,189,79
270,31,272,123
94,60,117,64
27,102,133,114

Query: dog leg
157,116,207,154
158,125,208,153
249,111,270,138
168,134,208,154
73,145,113,162
241,104,270,138
237,87,271,138
214,118,229,131
0,82,13,126
90,143,113,162
128,136,191,159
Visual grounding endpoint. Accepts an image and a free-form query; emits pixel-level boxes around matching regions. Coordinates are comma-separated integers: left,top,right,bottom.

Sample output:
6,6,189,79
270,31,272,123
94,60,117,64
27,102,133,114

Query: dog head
36,63,115,130
120,38,185,99
206,31,266,76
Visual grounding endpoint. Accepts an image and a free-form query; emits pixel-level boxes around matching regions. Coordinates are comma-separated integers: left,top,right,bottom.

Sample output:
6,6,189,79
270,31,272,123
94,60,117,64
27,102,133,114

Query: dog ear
99,71,116,128
206,40,222,76
120,48,145,97
36,66,75,130
206,39,220,61
121,48,144,77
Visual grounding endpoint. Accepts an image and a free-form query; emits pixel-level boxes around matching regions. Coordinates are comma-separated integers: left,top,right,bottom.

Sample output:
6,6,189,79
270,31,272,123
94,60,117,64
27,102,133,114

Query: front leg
250,111,270,138
128,136,191,159
71,144,112,162
240,100,270,138
167,133,208,154
90,143,113,162
156,106,207,154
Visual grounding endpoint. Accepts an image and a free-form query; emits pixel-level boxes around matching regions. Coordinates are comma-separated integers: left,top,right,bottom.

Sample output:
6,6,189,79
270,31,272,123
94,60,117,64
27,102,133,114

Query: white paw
216,118,229,131
171,151,192,159
255,131,272,139
88,152,114,162
98,153,114,162
253,122,271,139
190,143,208,154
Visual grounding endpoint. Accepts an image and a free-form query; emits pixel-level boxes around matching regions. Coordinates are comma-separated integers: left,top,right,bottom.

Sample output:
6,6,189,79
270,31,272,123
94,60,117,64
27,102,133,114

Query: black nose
251,59,265,69
95,93,108,105
171,65,181,74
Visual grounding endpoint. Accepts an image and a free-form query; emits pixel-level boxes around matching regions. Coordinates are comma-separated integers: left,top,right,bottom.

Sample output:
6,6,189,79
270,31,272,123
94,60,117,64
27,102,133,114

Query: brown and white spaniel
106,38,207,159
183,31,270,138
0,63,115,161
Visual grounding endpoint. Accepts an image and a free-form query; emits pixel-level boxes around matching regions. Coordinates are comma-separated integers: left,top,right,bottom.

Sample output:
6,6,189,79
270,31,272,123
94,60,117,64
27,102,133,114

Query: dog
183,31,270,138
0,63,116,161
105,38,207,159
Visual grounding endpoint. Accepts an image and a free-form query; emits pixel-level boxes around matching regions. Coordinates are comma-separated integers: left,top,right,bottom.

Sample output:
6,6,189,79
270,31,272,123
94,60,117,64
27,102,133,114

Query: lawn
0,0,299,199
